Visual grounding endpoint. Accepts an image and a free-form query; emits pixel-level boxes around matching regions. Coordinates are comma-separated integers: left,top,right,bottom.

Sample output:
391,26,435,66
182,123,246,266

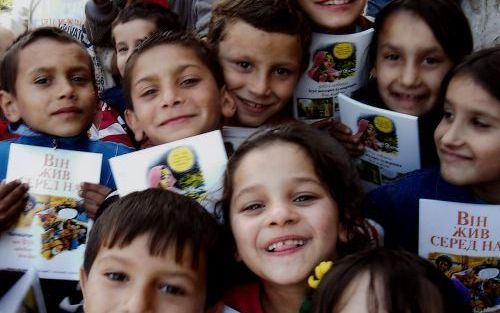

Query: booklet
419,199,500,313
338,94,420,190
0,268,47,313
293,28,374,123
110,130,227,213
222,126,258,154
0,144,102,280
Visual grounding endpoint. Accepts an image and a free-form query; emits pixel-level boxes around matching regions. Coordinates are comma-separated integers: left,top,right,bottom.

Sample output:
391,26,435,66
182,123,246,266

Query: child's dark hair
369,0,473,68
0,27,95,96
312,248,469,313
442,46,500,103
123,29,224,110
111,2,182,43
83,188,225,309
218,122,370,268
208,0,311,71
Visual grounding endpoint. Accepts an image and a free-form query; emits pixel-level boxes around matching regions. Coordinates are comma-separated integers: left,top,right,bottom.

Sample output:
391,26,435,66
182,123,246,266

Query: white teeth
266,239,305,252
323,0,351,5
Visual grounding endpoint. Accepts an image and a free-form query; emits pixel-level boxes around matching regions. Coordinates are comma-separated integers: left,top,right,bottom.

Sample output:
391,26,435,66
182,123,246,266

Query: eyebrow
445,98,500,121
133,64,203,87
29,65,91,74
232,176,322,202
379,43,444,55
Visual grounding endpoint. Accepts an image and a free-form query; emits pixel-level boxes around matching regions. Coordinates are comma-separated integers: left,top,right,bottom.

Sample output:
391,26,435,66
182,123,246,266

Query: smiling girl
364,46,500,252
334,0,473,167
218,122,372,313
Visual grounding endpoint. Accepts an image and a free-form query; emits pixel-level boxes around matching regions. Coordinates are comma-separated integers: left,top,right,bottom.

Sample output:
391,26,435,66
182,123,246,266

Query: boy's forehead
19,38,92,71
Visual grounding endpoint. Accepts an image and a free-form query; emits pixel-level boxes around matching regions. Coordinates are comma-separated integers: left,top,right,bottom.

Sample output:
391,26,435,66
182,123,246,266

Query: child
364,46,500,252
311,248,468,313
208,0,311,127
297,0,370,33
218,122,372,313
333,0,473,167
123,29,235,145
0,27,132,223
94,2,181,148
80,188,225,312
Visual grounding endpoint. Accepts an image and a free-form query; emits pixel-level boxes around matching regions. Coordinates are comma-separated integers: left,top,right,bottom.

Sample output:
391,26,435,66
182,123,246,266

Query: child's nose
399,62,421,87
439,120,463,146
248,72,272,97
266,202,299,227
123,284,153,313
160,88,181,108
58,79,76,99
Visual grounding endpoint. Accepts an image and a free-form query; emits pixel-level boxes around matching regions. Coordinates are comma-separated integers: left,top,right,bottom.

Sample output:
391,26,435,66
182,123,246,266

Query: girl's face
373,11,453,116
229,142,342,287
434,75,500,193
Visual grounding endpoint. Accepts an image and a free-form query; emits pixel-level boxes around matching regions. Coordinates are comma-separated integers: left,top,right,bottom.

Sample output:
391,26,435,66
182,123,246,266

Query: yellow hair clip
308,261,333,289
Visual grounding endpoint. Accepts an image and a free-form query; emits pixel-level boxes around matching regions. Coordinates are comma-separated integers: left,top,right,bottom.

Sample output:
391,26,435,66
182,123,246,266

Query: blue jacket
364,166,478,253
0,127,132,189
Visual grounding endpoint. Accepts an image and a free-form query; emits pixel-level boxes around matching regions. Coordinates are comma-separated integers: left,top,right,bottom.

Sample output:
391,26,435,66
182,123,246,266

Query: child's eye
140,88,157,97
180,78,200,88
105,272,128,282
71,75,89,83
384,53,400,61
34,77,50,85
242,202,264,212
117,47,128,54
237,61,252,71
442,109,454,121
159,284,185,296
423,56,441,65
293,194,315,203
471,118,490,129
273,67,291,77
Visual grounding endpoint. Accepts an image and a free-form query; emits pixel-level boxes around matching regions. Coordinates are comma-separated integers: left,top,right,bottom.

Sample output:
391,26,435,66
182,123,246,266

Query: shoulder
224,283,263,313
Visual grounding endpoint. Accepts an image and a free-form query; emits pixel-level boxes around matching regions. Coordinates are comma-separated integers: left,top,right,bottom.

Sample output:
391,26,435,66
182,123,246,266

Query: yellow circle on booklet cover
167,146,195,173
333,43,353,60
374,116,393,133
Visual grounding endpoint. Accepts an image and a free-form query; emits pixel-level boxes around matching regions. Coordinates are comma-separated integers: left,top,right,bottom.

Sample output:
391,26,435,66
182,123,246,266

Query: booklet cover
293,28,374,123
338,93,420,190
110,130,227,213
222,126,258,155
419,199,500,313
0,268,47,313
0,144,102,280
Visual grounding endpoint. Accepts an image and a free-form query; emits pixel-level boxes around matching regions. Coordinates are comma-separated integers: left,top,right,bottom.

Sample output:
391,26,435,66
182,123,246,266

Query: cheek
433,121,446,143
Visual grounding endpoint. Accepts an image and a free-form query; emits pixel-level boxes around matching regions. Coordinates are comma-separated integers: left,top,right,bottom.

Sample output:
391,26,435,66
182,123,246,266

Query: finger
80,189,107,206
81,202,98,220
0,196,27,230
332,121,352,135
311,119,333,130
0,183,29,211
0,180,24,198
80,182,111,197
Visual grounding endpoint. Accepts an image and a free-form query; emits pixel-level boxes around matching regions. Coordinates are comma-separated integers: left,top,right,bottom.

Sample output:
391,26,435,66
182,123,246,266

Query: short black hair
83,189,225,308
122,29,224,110
0,27,94,96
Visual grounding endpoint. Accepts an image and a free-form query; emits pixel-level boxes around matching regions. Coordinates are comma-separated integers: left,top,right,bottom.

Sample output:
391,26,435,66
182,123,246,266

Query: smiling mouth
52,107,82,116
318,0,354,5
439,148,472,162
266,239,306,253
237,96,274,114
160,115,195,126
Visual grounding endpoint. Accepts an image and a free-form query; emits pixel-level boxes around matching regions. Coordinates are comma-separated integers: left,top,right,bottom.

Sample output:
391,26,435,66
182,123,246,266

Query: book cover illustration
294,28,374,123
222,126,258,155
110,130,227,213
0,144,102,280
419,199,500,312
338,94,420,190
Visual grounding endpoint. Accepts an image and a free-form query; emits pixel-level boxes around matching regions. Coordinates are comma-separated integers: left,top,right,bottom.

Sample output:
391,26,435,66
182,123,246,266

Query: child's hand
80,183,111,220
0,180,29,233
312,119,365,157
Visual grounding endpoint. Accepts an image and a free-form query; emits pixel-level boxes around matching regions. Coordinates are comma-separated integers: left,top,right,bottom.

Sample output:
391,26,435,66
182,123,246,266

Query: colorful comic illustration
307,42,356,83
428,253,500,312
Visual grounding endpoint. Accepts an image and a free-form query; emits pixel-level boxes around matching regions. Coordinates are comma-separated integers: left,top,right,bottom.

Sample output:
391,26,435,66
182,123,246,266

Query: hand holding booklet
338,93,421,190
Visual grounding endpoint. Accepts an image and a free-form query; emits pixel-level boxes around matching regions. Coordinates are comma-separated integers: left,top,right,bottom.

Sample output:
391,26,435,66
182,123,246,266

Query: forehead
379,11,441,50
18,38,92,72
132,44,209,79
113,19,158,42
447,75,500,115
219,20,302,61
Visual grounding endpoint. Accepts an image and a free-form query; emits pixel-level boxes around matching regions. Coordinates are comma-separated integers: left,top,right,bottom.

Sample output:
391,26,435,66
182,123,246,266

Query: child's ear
124,108,146,142
0,90,22,123
338,223,350,244
369,67,377,79
219,86,236,119
79,266,88,297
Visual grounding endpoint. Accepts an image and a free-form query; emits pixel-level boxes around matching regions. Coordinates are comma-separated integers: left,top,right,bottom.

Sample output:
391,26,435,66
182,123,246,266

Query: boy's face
298,0,366,32
217,20,302,127
125,44,234,145
80,234,207,313
0,39,96,137
113,19,158,77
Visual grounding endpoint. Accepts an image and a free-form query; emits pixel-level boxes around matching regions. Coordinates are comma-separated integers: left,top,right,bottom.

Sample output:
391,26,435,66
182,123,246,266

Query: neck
472,181,500,203
261,281,308,313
